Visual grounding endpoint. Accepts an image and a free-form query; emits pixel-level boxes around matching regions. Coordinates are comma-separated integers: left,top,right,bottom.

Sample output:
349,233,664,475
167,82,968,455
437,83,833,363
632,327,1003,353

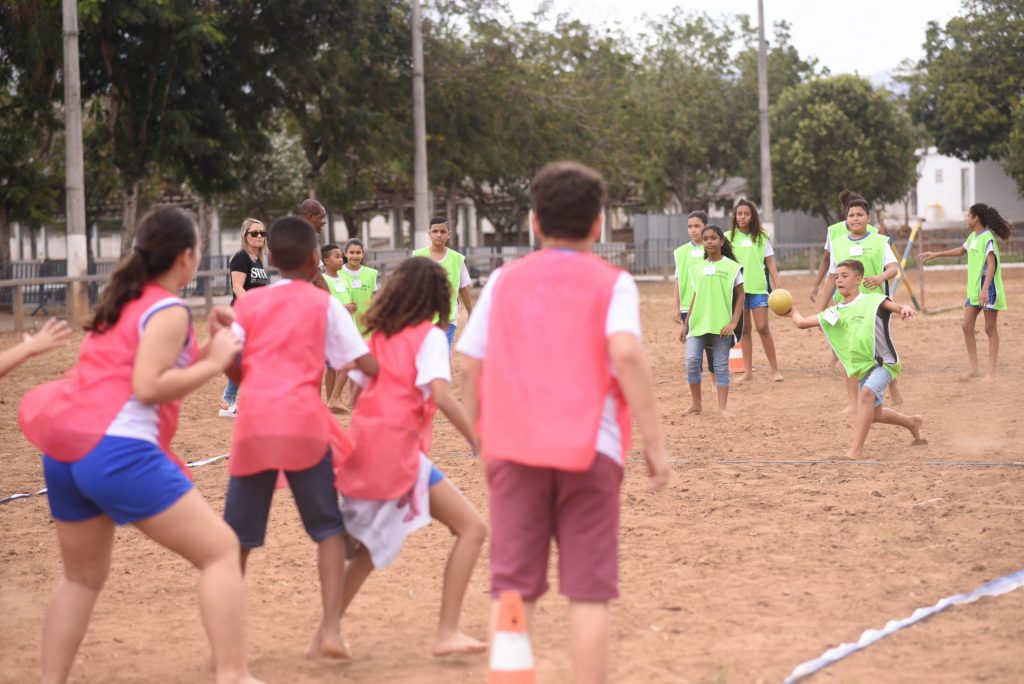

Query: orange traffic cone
489,591,536,684
728,342,745,373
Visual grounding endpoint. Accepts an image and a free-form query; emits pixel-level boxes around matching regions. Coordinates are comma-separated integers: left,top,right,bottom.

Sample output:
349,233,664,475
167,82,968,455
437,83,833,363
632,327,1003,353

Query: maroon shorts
486,455,622,602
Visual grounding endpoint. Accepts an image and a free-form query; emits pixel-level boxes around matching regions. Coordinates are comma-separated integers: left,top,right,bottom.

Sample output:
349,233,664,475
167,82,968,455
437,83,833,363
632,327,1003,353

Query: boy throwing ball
787,259,925,459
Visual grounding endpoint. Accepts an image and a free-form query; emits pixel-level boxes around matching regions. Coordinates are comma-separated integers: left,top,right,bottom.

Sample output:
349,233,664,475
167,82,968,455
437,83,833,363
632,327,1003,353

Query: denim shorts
857,366,893,407
223,450,344,549
43,436,193,525
745,293,769,309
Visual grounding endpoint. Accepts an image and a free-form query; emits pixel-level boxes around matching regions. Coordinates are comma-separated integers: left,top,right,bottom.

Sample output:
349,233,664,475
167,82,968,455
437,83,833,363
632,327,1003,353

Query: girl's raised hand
920,252,935,263
206,328,243,369
23,318,73,356
208,305,236,335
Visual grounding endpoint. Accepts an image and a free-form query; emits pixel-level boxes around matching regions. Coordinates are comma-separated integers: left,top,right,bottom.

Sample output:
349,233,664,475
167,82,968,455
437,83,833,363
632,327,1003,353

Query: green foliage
1005,98,1024,196
770,75,918,223
906,0,1024,163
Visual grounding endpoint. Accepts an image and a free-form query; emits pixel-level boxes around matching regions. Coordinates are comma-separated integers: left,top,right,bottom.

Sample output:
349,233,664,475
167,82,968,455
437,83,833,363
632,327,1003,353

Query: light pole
411,0,429,249
757,0,775,233
63,0,88,323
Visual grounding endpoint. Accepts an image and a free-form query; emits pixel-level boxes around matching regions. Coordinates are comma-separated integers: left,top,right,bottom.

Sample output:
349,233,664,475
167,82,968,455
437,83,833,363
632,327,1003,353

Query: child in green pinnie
921,203,1011,382
680,225,745,417
787,259,926,460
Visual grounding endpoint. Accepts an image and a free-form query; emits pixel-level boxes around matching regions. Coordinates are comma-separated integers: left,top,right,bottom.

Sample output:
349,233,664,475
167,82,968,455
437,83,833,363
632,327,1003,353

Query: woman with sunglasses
220,218,271,417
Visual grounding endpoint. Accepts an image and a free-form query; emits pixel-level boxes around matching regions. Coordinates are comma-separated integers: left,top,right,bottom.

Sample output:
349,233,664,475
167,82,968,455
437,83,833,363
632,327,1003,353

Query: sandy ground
1,268,1022,684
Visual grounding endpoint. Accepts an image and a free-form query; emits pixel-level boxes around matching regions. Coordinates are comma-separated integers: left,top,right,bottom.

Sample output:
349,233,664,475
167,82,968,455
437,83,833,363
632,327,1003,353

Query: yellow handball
767,288,793,315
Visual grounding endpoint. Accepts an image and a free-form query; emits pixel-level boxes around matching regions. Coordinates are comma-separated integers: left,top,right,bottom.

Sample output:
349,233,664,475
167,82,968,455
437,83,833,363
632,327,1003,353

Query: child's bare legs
327,374,349,413
736,307,754,383
961,307,981,379
710,334,733,417
981,310,999,380
716,385,732,417
305,534,348,659
888,378,904,406
683,383,702,415
134,490,261,684
752,307,783,381
323,367,337,401
429,479,487,655
843,386,925,460
841,376,858,415
42,515,115,684
570,601,610,684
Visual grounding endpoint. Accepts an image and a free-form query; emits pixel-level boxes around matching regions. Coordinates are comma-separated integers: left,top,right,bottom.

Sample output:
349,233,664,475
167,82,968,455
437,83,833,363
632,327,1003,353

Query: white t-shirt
457,266,641,465
827,236,899,274
349,326,450,399
963,231,996,257
106,297,196,444
231,279,369,369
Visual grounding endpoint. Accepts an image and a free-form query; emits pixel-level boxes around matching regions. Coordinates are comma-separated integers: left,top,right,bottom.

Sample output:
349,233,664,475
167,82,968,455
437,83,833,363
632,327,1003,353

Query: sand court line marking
781,567,1024,683
0,453,230,506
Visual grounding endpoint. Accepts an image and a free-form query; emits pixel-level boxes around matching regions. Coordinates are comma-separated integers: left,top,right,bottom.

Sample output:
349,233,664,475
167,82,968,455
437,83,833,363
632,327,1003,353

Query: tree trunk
197,197,213,259
445,179,457,245
341,210,359,241
0,206,11,270
119,180,141,256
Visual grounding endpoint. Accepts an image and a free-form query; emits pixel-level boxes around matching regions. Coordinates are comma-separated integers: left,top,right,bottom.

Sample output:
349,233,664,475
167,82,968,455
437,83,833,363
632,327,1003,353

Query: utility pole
757,0,775,234
411,0,429,249
63,0,89,324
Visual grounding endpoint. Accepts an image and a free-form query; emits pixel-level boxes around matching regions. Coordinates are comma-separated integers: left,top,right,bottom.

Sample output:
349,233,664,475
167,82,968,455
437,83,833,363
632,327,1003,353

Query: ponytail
839,189,865,214
971,203,1013,240
87,207,198,333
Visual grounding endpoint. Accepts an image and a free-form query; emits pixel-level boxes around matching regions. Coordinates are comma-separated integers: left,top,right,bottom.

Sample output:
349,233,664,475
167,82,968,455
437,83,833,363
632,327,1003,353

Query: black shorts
223,450,344,549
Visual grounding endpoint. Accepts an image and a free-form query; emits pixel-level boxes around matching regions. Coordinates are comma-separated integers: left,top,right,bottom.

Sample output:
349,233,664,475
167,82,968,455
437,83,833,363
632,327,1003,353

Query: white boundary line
782,568,1024,683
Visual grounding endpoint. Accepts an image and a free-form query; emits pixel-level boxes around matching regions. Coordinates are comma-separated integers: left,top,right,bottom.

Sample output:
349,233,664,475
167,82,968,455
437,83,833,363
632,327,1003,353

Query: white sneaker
218,403,237,418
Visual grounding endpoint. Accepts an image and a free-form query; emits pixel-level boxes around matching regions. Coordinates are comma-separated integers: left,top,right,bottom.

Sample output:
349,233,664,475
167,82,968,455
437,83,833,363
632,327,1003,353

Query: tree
905,0,1024,166
770,75,918,224
0,0,63,266
1005,98,1024,195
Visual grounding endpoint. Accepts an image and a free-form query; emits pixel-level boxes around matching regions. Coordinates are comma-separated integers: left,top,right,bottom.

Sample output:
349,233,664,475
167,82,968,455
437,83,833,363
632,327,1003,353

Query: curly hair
362,257,451,337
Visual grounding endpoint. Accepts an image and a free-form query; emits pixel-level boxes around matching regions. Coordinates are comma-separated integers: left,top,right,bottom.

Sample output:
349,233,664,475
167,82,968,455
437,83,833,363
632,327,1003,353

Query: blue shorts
43,436,193,525
745,293,769,309
680,310,688,323
428,464,445,487
965,276,998,310
223,450,345,549
857,366,893,407
445,323,457,347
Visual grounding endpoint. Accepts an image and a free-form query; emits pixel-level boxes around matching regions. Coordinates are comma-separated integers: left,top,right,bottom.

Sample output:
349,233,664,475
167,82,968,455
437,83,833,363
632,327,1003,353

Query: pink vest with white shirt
230,280,351,476
337,320,436,500
19,283,197,475
479,249,631,471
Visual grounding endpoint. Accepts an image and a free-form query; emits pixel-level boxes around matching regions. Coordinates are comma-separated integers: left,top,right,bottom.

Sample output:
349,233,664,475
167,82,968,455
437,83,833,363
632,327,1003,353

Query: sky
506,0,966,77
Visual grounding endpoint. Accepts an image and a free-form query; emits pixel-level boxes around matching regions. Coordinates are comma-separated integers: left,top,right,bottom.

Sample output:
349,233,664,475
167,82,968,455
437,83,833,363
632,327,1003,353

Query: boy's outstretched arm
608,332,669,492
880,299,917,320
788,307,823,330
0,318,73,379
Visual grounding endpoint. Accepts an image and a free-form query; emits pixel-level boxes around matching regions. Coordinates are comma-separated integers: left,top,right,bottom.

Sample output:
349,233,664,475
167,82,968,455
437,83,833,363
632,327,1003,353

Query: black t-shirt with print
229,250,270,304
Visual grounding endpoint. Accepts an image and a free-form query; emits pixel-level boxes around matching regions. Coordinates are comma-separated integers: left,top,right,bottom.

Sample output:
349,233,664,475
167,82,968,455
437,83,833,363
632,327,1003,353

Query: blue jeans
686,334,732,387
222,377,239,405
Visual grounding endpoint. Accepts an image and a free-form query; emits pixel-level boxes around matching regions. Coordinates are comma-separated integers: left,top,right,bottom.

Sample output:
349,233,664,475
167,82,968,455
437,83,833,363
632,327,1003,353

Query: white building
915,148,1024,229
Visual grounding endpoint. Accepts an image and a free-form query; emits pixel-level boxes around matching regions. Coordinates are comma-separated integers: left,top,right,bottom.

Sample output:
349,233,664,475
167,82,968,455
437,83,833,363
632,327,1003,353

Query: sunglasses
247,231,267,237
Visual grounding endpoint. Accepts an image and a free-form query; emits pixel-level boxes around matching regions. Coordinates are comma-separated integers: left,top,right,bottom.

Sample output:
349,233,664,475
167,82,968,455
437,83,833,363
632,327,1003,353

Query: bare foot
959,369,980,381
734,373,753,384
978,374,995,383
327,402,350,415
908,415,924,442
718,409,735,418
772,370,784,382
682,404,702,416
306,625,352,660
432,631,487,657
838,404,856,416
839,449,861,461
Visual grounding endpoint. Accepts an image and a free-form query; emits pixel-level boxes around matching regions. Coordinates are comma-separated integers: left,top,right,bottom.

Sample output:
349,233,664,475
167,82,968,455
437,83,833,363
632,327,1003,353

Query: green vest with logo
337,266,378,337
673,242,705,312
817,293,901,381
965,230,1007,310
687,257,742,338
830,232,892,302
728,230,768,295
413,247,465,324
